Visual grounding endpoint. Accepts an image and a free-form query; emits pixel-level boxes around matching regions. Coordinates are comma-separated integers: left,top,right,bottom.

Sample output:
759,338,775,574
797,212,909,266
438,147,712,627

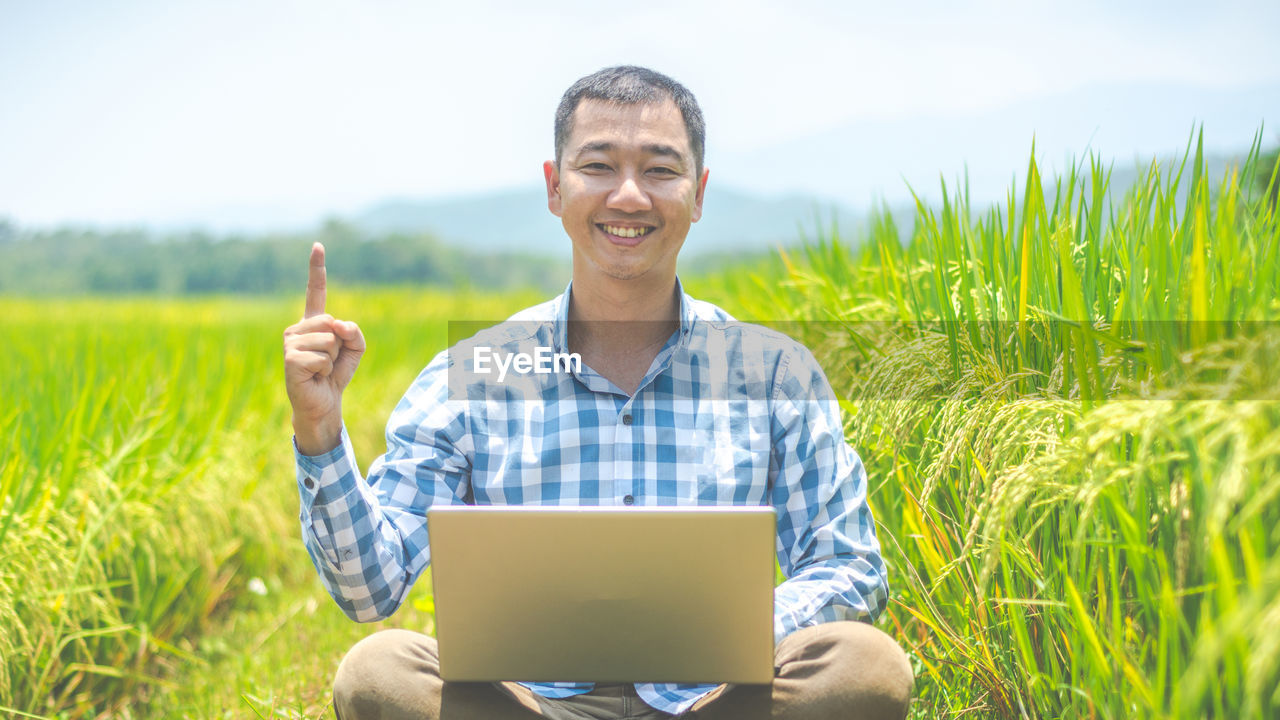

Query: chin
576,248,650,281
574,242,678,283
599,263,652,281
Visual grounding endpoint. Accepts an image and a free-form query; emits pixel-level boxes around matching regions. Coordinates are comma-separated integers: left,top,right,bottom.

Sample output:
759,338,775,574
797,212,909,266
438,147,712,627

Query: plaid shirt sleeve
768,343,889,644
295,349,472,622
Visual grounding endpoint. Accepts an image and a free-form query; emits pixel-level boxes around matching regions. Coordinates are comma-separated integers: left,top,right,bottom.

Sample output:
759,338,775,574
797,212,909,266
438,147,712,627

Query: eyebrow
574,141,687,165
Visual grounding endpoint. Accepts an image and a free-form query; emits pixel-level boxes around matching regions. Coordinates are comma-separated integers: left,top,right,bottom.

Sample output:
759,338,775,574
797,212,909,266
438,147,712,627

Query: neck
567,272,681,358
568,271,679,324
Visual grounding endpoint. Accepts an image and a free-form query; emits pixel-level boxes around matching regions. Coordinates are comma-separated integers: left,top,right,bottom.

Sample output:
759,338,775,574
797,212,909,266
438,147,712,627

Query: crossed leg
332,621,913,720
685,622,913,720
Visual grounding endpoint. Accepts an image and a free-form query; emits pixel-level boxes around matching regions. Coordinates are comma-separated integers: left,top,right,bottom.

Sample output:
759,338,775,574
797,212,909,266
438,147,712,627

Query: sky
2,0,1279,230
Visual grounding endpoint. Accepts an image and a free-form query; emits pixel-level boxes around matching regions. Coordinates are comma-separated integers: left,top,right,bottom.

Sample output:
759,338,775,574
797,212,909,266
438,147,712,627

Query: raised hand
283,242,366,455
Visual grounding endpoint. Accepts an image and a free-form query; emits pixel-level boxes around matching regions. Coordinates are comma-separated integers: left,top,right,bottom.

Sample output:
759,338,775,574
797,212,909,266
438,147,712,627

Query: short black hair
554,65,705,175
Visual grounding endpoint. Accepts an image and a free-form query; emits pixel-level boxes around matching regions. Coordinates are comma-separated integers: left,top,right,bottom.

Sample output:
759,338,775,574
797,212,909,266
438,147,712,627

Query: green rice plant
0,287,538,717
698,130,1280,718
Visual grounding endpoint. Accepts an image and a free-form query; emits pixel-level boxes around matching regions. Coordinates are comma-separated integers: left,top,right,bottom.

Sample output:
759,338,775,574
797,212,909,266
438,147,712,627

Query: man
283,66,913,719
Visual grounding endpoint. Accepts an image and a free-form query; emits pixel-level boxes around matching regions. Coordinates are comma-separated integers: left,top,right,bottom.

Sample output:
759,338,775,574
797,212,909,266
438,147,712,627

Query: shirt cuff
294,426,360,504
773,580,825,645
773,587,802,645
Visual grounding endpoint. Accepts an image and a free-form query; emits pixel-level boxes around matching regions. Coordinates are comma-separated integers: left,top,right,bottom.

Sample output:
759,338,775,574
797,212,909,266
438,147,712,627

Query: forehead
565,98,690,155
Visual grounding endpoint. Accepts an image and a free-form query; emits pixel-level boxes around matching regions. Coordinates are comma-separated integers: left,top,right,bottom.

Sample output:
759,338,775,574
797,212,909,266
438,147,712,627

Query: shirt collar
552,277,696,355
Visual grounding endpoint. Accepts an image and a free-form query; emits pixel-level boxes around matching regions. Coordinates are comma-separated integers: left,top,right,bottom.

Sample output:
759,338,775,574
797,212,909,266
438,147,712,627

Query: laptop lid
427,505,776,685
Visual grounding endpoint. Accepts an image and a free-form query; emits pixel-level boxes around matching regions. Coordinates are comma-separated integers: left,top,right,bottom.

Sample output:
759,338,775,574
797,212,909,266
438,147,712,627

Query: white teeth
602,225,651,238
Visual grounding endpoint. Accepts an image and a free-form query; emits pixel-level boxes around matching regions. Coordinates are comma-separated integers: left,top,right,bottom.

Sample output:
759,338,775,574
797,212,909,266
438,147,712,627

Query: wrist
293,416,343,456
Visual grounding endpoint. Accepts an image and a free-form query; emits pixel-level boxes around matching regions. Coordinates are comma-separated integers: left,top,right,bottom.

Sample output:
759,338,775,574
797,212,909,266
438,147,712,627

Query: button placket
616,404,635,505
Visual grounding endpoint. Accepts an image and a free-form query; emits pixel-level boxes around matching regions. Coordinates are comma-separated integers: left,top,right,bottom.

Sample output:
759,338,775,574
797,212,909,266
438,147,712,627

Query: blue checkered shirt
296,281,888,716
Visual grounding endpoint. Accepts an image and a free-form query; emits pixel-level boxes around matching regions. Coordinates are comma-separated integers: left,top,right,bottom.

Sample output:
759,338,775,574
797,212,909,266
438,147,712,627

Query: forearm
769,340,890,644
296,428,415,622
773,554,889,644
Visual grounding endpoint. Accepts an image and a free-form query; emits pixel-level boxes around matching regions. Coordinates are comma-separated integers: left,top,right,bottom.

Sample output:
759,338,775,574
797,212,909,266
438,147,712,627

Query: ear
691,166,709,223
543,160,563,217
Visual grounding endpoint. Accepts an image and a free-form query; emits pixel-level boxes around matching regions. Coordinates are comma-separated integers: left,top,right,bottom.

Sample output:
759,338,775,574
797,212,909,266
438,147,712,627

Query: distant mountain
346,144,1253,263
713,81,1280,211
14,78,1270,248
351,185,864,258
345,81,1277,257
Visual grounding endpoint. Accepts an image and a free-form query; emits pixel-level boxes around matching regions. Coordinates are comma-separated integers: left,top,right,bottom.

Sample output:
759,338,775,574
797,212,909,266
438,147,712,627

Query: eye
648,166,679,176
580,162,611,173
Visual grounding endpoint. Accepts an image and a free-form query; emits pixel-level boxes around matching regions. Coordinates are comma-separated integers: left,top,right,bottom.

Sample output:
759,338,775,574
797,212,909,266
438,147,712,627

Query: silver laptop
427,505,776,685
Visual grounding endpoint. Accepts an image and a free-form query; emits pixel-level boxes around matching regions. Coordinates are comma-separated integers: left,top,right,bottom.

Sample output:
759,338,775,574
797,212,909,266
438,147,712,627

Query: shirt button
622,414,633,425
304,477,315,490
623,494,635,505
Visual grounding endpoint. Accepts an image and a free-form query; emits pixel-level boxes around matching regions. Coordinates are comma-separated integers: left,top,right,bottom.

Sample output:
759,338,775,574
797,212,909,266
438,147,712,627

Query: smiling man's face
544,97,708,285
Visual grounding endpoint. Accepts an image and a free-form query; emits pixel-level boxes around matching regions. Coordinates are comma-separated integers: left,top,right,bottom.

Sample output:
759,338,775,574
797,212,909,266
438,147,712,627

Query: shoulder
448,295,558,361
685,294,736,323
404,295,558,396
505,296,559,323
680,293,827,404
684,293,814,367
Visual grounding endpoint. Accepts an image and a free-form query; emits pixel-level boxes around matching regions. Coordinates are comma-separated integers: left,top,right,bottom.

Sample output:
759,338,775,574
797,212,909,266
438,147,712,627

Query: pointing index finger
304,242,326,318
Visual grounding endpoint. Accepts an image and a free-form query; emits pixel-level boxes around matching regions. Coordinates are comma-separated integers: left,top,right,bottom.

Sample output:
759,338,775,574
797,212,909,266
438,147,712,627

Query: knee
333,629,436,718
783,621,914,720
829,622,913,719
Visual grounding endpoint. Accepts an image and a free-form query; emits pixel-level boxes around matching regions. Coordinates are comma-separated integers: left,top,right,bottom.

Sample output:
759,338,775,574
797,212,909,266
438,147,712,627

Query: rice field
0,290,541,716
2,134,1277,717
695,133,1280,718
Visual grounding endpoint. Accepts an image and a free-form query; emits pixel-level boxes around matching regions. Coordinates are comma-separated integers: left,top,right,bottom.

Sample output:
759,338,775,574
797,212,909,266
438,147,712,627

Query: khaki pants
333,622,913,720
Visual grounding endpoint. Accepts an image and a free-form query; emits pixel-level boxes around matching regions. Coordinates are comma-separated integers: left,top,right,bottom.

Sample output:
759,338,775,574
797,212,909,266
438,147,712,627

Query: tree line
0,219,570,295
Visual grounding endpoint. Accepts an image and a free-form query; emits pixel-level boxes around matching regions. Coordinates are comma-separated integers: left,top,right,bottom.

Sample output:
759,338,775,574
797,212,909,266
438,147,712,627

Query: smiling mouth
598,223,654,239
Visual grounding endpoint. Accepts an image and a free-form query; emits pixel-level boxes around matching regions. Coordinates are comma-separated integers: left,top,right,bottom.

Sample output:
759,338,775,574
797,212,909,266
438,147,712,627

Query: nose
606,173,652,214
